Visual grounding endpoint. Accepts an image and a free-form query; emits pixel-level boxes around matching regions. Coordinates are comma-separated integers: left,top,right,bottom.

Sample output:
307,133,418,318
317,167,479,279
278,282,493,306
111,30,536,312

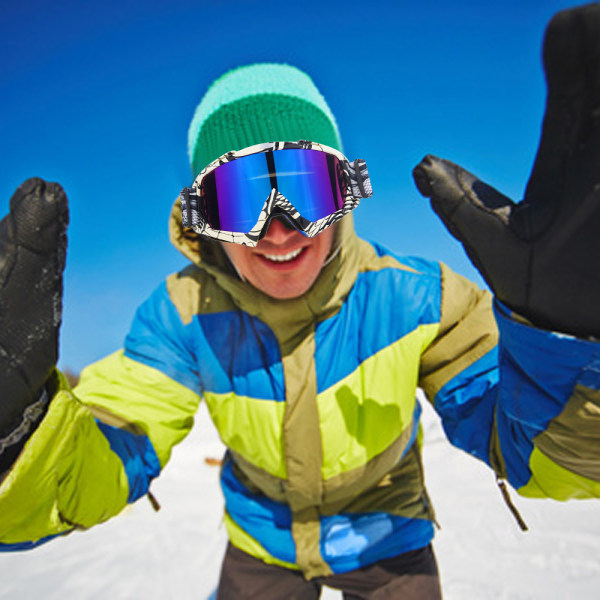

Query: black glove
0,178,68,458
412,3,600,339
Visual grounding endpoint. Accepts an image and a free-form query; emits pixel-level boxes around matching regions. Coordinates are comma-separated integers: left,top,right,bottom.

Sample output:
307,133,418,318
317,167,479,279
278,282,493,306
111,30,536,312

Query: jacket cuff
495,300,599,343
0,371,67,478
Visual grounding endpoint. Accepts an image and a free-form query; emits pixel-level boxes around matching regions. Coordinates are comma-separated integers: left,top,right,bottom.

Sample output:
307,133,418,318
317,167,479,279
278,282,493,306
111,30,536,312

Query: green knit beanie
188,63,343,177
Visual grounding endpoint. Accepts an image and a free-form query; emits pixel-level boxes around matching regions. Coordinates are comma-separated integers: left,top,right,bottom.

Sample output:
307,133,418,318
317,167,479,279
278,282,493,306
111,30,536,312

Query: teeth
263,248,304,262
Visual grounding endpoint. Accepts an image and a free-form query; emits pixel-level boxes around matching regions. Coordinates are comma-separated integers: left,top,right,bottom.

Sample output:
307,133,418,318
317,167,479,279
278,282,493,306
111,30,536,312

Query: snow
1,399,598,599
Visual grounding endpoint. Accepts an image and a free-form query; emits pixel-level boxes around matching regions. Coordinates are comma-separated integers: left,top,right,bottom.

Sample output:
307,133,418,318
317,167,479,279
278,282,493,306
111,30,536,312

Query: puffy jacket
1,205,599,579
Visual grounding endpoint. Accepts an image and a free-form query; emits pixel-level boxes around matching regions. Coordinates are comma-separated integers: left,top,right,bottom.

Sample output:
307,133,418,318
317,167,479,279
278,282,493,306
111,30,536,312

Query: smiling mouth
262,247,305,263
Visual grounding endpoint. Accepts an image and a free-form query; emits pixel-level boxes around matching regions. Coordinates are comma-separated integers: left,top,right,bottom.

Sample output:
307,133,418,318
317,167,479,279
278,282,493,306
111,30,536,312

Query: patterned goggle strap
180,187,200,231
347,159,372,199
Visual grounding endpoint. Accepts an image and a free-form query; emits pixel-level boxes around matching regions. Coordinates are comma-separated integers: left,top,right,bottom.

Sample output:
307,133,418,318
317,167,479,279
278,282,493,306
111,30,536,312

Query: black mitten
0,178,68,461
412,3,600,338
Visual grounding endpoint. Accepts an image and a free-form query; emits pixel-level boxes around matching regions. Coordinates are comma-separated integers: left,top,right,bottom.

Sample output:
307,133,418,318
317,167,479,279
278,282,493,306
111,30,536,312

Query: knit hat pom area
188,63,342,176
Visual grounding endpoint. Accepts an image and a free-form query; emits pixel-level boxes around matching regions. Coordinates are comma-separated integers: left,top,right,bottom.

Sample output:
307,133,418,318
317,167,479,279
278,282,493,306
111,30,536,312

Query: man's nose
262,217,298,243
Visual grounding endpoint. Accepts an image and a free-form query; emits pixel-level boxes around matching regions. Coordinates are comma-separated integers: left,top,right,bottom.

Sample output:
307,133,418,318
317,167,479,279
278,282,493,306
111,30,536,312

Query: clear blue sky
0,0,586,372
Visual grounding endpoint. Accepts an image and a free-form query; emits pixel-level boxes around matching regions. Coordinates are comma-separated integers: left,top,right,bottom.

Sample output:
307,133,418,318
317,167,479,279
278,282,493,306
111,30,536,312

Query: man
1,4,599,599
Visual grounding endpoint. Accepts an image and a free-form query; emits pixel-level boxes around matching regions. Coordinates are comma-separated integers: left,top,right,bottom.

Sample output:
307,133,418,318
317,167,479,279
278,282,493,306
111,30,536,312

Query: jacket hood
168,198,361,348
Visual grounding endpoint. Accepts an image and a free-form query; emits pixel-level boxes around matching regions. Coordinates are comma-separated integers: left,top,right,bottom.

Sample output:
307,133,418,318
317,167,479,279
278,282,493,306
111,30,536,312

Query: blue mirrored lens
272,149,342,221
213,152,273,233
206,148,345,233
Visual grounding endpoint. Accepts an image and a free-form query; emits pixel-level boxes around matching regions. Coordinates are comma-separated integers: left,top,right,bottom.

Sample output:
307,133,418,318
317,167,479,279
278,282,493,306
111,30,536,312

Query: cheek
221,243,252,275
317,226,336,258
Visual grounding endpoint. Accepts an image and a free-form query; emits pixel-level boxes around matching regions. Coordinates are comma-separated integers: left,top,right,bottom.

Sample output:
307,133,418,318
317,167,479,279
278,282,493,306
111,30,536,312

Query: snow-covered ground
1,399,598,599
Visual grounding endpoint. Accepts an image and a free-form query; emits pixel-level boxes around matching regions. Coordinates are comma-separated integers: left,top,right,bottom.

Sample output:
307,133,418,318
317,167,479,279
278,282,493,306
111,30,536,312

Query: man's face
221,218,336,299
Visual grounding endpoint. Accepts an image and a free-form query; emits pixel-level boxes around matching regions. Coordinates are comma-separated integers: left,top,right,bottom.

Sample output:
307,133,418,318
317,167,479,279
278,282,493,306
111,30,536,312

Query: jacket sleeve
419,263,600,500
0,280,202,549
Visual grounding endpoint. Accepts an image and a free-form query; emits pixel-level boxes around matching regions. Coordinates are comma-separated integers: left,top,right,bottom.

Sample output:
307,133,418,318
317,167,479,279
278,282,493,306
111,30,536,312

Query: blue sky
0,0,585,371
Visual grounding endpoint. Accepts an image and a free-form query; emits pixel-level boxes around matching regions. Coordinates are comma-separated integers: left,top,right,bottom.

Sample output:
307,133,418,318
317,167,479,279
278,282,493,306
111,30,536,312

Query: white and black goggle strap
180,186,198,230
348,159,372,199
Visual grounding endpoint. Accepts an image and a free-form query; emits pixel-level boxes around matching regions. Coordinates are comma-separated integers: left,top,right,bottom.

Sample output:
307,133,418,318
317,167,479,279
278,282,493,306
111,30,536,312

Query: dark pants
216,543,442,600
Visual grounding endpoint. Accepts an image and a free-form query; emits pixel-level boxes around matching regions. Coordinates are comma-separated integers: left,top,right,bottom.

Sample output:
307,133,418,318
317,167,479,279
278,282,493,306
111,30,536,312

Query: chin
254,275,317,300
261,285,311,300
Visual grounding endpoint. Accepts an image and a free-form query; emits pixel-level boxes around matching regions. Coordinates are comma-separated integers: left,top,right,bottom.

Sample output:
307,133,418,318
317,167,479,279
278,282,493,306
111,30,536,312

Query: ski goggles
180,141,372,246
